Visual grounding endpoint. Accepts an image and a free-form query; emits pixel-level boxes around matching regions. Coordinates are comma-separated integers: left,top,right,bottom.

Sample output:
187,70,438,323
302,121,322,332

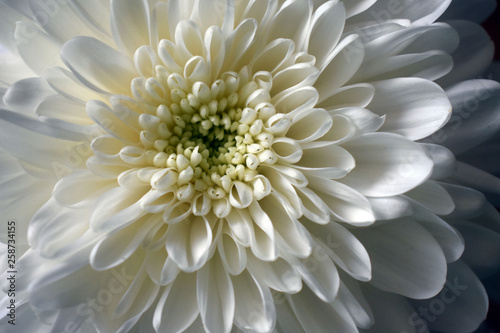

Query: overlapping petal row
0,0,499,332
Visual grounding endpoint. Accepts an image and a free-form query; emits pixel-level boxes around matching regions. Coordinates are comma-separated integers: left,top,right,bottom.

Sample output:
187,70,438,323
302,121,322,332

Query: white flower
0,0,499,332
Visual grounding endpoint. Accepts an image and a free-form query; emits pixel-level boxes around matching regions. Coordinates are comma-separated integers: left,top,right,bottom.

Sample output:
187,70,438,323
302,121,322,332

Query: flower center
124,60,279,207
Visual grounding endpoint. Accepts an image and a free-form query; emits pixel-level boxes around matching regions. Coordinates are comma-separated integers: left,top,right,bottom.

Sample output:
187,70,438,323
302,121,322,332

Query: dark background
465,3,500,333
480,3,500,332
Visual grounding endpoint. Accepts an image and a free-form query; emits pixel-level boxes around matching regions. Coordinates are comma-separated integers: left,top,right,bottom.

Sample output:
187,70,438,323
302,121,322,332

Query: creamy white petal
348,0,451,25
452,222,500,279
410,261,488,333
353,220,447,299
90,215,158,270
232,270,275,333
340,133,433,197
330,107,384,134
368,196,413,221
437,21,494,87
265,0,312,51
14,21,64,75
305,0,345,68
110,0,150,56
153,272,199,333
90,186,148,232
60,36,137,95
287,285,358,333
405,180,455,216
197,253,234,333
338,278,374,329
361,285,418,333
165,215,213,272
435,80,500,154
422,144,457,180
315,35,364,101
412,204,464,263
442,183,486,219
28,0,100,43
368,78,451,140
307,220,372,281
3,77,53,115
318,83,375,109
307,176,375,225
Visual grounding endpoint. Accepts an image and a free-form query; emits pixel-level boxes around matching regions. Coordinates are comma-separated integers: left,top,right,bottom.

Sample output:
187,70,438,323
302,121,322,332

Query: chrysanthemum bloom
1,0,500,332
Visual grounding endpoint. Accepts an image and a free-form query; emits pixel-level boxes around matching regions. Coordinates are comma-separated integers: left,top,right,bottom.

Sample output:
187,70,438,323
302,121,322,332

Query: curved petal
340,133,433,197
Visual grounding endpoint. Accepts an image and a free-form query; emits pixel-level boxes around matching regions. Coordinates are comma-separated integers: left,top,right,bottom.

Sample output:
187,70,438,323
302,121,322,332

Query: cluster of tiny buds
124,68,281,202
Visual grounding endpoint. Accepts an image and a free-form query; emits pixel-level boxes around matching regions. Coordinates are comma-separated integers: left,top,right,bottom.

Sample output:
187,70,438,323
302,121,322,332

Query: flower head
0,0,499,332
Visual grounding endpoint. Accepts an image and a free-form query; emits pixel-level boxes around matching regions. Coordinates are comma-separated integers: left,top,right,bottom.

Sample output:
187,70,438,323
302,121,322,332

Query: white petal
110,0,150,56
295,144,355,179
0,114,76,172
90,215,157,270
368,196,413,220
0,108,86,142
28,0,103,43
421,143,457,180
368,78,451,140
306,0,346,68
197,254,234,333
286,108,332,143
247,254,302,294
3,77,53,115
354,51,453,82
247,202,278,261
70,0,113,38
442,183,486,218
266,0,312,50
260,194,313,258
338,279,374,329
405,180,455,215
251,38,295,74
318,83,375,109
330,107,384,134
287,285,358,332
343,0,376,18
412,204,464,263
315,35,364,101
223,18,257,72
453,222,500,278
14,21,64,75
165,215,212,272
434,80,500,154
361,24,459,63
27,200,90,258
307,221,371,281
353,220,447,299
340,133,433,197
449,162,500,201
361,286,417,332
44,66,107,103
218,232,247,275
307,176,375,225
410,261,488,333
61,36,137,95
232,270,275,333
53,169,116,207
86,100,140,143
153,272,199,333
90,186,148,232
348,0,451,25
36,95,92,125
286,242,340,303
437,21,494,87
